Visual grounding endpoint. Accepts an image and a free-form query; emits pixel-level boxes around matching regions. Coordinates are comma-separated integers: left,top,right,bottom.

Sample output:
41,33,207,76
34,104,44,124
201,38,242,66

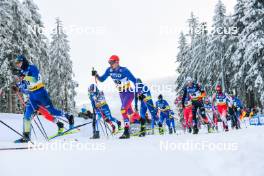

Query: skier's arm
134,93,139,111
89,95,97,110
97,68,110,82
226,93,233,107
164,100,170,111
124,68,137,84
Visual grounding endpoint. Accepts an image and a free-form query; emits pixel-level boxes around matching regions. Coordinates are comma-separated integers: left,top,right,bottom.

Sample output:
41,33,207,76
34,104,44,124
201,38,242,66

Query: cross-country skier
204,98,218,131
156,94,173,134
212,85,233,132
14,55,74,143
134,78,158,137
230,94,243,129
88,84,121,133
92,55,137,139
182,77,212,134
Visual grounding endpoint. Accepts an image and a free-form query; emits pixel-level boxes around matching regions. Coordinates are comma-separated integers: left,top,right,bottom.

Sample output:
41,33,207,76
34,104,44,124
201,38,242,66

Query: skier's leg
145,99,158,131
119,91,134,138
191,102,199,134
138,102,147,137
158,115,165,135
37,88,74,128
15,101,35,143
165,114,172,134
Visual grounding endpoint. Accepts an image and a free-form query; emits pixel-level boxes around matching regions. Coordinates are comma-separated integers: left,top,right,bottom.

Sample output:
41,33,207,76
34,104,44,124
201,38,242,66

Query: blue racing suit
89,91,119,124
135,82,158,129
97,66,137,127
18,64,70,135
156,99,171,129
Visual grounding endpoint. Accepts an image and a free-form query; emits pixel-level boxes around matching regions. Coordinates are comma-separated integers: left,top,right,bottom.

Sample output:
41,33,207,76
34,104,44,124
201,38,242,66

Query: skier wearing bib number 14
92,55,137,139
14,55,75,143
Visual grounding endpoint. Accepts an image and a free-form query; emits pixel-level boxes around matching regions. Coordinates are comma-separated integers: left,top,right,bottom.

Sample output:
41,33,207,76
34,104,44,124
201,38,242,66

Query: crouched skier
88,84,121,135
134,78,158,137
156,94,173,134
14,55,74,143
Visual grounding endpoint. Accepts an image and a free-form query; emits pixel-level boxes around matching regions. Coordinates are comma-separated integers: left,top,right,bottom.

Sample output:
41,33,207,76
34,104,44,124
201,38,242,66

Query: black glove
86,110,94,119
92,69,98,76
12,85,19,92
138,94,146,101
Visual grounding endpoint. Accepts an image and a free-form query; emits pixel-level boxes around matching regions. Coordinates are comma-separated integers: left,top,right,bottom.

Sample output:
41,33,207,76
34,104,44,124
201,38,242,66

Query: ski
0,146,39,151
48,121,92,140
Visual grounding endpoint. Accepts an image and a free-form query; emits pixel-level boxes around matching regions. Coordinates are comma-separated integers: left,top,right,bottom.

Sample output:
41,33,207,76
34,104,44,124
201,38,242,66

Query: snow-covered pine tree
0,0,33,113
231,0,264,108
205,0,229,92
0,0,50,113
175,32,191,92
48,18,77,113
22,0,50,83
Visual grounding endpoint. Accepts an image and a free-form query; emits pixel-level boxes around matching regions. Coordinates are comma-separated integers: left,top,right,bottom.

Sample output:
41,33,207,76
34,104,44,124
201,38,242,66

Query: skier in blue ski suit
156,94,173,134
14,55,74,143
88,84,121,133
92,55,137,139
134,78,158,136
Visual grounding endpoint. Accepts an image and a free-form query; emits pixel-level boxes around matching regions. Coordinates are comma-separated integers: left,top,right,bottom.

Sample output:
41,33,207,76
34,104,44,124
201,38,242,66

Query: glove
135,106,138,112
138,94,146,101
92,69,98,76
86,110,94,119
12,85,19,92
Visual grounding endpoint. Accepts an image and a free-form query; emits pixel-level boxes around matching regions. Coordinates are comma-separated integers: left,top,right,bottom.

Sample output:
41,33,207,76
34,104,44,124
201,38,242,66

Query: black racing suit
182,83,207,128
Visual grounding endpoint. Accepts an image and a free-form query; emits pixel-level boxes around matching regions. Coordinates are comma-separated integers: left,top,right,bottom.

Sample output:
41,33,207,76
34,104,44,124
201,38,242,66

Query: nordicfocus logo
27,140,106,151
159,140,239,152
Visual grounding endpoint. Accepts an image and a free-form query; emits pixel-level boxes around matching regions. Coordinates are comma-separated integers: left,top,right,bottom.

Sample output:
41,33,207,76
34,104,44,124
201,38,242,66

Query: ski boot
151,129,155,135
188,127,192,133
173,127,176,134
158,127,164,135
66,114,74,129
192,125,199,134
117,121,122,131
91,131,100,139
14,132,30,143
119,127,130,139
207,124,213,133
139,118,146,137
225,125,229,132
57,121,64,135
223,122,229,132
169,128,173,134
111,124,116,134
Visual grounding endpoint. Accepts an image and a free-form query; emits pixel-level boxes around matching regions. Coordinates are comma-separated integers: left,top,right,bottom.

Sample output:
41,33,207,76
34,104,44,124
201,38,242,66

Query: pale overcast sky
31,0,236,96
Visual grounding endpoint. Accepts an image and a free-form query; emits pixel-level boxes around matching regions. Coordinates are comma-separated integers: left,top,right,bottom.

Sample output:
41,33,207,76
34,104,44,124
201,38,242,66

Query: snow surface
0,113,264,176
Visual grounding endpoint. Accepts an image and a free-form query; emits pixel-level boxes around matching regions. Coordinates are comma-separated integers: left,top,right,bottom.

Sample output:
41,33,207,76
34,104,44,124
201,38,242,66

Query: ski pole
0,120,24,138
99,120,106,136
33,118,48,141
36,115,49,140
0,120,35,144
31,124,38,140
15,91,48,140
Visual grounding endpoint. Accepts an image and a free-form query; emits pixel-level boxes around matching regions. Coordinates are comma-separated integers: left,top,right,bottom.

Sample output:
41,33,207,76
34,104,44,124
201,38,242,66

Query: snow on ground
0,113,264,176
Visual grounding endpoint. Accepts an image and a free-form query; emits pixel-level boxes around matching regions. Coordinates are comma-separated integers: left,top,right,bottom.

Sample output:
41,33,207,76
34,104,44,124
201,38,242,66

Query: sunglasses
108,60,117,65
